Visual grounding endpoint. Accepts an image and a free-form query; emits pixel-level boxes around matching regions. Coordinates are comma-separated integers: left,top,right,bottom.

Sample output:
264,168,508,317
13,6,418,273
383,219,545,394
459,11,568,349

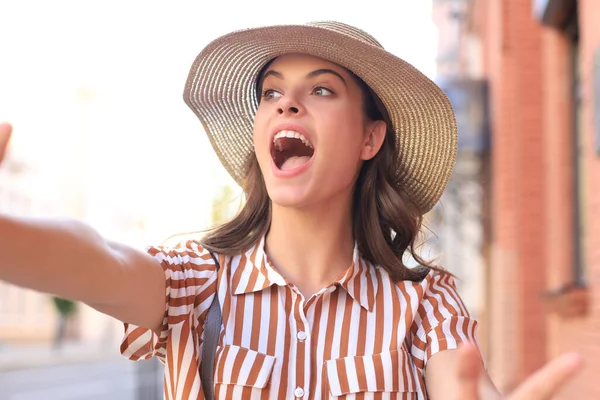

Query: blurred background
0,0,597,398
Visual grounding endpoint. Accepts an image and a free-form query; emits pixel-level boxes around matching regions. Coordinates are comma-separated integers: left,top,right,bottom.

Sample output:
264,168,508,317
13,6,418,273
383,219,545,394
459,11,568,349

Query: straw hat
183,21,457,214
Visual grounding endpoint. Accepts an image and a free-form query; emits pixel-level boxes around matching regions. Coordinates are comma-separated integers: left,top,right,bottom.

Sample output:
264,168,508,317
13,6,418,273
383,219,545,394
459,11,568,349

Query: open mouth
271,130,315,171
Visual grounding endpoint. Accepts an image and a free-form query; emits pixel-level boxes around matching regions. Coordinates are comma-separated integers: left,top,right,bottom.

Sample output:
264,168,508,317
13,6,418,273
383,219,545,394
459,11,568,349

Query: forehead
263,53,349,78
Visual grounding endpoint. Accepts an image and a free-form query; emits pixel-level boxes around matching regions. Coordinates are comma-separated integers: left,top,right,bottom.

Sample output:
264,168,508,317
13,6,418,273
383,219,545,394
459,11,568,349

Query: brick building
434,0,600,397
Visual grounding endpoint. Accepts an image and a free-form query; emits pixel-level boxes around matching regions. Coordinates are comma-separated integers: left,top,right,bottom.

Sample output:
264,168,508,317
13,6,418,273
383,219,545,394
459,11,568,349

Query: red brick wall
483,0,549,392
476,0,600,397
549,1,600,399
541,23,574,366
542,30,573,305
485,0,520,388
484,0,516,388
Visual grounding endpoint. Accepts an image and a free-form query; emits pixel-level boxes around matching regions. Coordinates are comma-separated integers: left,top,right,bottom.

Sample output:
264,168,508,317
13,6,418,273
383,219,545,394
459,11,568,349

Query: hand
457,343,583,400
0,122,12,165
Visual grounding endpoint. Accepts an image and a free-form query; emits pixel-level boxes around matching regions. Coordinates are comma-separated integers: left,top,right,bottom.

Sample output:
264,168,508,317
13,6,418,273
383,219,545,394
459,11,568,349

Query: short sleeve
409,270,479,371
119,240,218,364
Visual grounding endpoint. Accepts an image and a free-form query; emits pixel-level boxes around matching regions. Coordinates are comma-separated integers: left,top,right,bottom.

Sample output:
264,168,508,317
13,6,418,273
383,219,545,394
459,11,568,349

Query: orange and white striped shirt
120,236,478,399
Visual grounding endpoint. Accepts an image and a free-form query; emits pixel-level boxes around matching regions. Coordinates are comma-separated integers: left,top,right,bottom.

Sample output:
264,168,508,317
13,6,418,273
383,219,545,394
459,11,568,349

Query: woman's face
253,53,385,210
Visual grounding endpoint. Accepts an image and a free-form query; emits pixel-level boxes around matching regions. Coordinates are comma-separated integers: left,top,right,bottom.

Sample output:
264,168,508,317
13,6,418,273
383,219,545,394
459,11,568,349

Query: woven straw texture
183,21,457,214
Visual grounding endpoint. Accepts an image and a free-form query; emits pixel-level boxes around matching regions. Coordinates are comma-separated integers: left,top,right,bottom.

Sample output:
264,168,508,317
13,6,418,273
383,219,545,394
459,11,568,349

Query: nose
277,95,302,116
278,105,299,115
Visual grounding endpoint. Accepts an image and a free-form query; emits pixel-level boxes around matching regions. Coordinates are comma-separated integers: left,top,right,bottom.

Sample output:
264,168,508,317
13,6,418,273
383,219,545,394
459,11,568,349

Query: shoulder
389,266,457,294
393,268,470,320
410,268,473,327
417,268,457,290
147,240,218,275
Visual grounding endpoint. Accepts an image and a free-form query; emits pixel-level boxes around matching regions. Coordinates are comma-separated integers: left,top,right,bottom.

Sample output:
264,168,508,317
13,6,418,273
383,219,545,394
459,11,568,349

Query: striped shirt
120,236,478,399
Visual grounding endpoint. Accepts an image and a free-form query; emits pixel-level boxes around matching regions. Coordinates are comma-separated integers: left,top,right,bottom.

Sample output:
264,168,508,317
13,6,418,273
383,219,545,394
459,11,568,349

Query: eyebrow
262,68,347,86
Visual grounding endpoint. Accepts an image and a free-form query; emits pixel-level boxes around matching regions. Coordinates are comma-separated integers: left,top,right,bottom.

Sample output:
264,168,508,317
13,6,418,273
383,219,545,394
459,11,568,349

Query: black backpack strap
201,252,222,400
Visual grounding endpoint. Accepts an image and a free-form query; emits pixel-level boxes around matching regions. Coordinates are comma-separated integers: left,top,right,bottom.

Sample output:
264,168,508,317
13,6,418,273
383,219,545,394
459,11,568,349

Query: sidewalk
0,341,123,373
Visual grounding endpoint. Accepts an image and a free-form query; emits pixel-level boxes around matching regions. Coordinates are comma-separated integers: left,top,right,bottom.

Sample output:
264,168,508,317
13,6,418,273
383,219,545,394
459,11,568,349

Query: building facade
434,0,600,397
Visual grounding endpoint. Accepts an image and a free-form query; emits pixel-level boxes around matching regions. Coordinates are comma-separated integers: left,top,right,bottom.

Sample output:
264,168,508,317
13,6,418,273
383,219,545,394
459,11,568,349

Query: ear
360,120,387,161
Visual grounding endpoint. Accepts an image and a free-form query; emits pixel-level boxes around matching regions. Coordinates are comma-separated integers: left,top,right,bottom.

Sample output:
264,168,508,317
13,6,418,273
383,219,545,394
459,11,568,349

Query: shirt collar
230,236,379,311
336,245,379,311
231,235,287,295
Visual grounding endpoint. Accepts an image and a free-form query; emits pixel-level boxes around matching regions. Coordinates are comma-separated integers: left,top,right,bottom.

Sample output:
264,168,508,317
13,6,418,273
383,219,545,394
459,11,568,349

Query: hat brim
184,22,457,213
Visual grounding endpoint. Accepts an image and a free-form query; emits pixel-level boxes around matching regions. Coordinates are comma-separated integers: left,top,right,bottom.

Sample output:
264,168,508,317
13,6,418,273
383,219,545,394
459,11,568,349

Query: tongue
280,155,311,171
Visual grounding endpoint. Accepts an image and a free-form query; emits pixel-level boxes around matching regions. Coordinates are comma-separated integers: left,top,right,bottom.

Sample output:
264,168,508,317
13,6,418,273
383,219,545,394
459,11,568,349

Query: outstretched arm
0,122,165,332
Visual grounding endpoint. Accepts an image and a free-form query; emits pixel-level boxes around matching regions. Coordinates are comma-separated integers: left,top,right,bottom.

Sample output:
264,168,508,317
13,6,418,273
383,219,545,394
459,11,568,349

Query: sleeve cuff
424,316,479,366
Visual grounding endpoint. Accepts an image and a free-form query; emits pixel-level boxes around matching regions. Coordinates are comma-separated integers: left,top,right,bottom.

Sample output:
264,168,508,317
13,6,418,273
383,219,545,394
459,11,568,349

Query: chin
266,185,314,209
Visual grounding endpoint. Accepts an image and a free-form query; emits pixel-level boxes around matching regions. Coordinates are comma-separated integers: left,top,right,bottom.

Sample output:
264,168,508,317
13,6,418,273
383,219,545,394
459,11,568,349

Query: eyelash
312,86,334,96
261,86,335,100
261,89,279,100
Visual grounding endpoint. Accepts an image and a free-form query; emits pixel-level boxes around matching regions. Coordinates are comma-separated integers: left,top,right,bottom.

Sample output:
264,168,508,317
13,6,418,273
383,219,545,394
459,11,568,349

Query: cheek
252,112,270,157
320,131,364,175
317,112,366,177
322,103,365,133
253,107,266,135
322,111,365,152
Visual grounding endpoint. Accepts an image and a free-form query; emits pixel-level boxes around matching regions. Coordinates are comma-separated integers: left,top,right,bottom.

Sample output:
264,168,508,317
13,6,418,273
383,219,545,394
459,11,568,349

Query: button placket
294,318,309,398
290,286,311,400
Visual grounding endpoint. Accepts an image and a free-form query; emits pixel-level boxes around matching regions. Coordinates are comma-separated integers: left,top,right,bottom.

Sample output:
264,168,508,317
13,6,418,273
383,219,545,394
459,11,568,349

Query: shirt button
294,387,305,398
297,331,308,341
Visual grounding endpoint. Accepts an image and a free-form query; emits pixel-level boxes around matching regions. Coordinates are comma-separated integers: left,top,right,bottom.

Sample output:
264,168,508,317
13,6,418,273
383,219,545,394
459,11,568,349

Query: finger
456,342,482,400
0,122,13,164
509,353,583,400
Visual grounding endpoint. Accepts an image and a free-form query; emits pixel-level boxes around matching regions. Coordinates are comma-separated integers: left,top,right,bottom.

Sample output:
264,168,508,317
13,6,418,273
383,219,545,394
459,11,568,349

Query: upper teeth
273,130,313,149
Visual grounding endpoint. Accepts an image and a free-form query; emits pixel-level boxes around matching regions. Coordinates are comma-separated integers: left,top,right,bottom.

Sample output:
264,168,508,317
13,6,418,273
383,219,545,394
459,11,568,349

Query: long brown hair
202,68,441,282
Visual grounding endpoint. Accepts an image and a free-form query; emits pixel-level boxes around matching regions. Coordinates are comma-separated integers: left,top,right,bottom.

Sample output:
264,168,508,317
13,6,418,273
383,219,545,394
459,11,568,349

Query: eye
312,86,333,96
262,89,282,100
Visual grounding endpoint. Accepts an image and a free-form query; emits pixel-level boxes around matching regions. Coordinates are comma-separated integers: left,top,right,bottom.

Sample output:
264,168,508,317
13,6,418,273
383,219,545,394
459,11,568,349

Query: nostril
277,106,300,115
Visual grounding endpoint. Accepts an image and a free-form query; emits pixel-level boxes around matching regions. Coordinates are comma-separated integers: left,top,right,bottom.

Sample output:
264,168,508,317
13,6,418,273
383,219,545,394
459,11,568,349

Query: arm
425,343,582,400
411,269,581,399
426,346,501,400
0,214,166,331
0,121,164,331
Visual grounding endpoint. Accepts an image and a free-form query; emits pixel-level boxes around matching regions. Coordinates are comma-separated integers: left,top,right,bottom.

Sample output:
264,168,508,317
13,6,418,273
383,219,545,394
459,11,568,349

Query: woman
0,21,581,399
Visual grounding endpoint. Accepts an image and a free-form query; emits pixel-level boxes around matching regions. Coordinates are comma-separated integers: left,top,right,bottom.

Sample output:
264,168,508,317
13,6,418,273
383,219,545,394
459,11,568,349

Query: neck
265,192,355,298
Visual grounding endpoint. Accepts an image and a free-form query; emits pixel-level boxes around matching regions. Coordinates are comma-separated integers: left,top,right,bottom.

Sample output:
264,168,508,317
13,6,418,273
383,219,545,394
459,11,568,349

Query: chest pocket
325,349,419,397
213,344,276,388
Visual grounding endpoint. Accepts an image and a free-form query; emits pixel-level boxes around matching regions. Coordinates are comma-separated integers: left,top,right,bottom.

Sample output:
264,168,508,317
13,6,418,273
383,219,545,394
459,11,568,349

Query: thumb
0,123,13,164
456,342,482,399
